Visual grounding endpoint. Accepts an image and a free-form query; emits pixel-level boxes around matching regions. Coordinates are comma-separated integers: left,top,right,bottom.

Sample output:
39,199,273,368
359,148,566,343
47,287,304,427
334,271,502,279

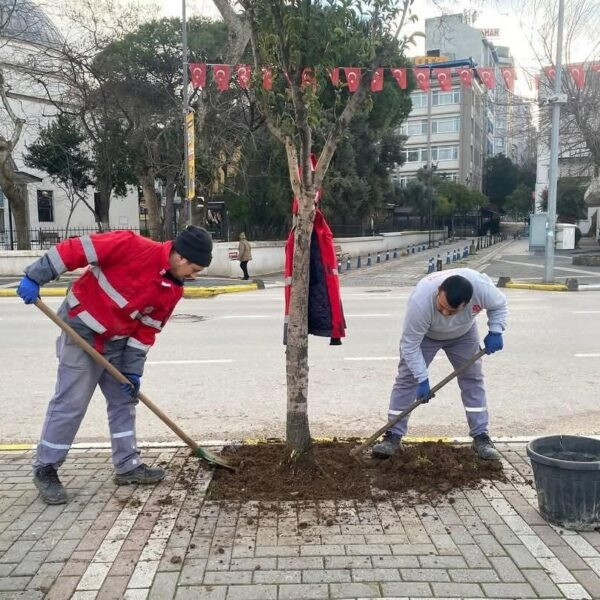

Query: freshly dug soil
207,441,506,502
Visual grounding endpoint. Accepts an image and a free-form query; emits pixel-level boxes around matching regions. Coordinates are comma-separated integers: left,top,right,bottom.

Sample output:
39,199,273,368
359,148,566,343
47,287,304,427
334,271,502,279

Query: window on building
432,89,460,106
401,119,428,136
410,92,428,108
37,190,54,222
439,172,459,182
0,187,5,208
399,177,411,188
402,147,429,163
432,117,460,134
431,145,458,161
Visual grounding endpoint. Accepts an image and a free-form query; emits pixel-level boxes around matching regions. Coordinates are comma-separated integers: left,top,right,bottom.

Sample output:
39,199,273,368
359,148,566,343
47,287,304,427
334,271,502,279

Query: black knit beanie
174,226,213,267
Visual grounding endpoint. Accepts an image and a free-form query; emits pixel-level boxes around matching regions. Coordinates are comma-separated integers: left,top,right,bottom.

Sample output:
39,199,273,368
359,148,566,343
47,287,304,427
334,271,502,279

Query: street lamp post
182,0,192,227
544,0,566,282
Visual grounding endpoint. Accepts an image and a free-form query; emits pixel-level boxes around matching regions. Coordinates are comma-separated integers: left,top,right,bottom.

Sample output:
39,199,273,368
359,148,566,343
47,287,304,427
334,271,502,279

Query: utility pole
427,69,433,248
182,0,192,227
544,0,566,282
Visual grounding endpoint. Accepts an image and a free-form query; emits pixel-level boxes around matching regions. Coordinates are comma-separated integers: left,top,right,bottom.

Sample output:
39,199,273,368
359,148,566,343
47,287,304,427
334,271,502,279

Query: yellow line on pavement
0,283,259,299
0,444,35,451
505,282,568,292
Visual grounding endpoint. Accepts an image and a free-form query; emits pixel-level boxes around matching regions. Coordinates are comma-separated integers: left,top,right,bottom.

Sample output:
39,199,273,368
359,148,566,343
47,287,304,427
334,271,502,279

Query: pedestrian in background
16,226,213,504
238,232,252,280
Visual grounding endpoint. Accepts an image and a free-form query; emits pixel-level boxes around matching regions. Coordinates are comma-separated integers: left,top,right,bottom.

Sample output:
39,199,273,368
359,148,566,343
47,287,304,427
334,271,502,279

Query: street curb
5,434,598,452
0,283,259,299
496,276,570,291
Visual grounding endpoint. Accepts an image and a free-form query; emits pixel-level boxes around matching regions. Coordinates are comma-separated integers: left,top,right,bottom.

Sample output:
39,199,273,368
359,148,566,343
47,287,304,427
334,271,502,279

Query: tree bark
285,191,315,454
138,170,162,240
0,152,30,249
163,172,176,240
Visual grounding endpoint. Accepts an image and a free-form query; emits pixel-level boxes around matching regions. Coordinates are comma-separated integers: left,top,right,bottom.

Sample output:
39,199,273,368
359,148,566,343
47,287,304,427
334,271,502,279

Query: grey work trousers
388,325,488,438
33,327,141,474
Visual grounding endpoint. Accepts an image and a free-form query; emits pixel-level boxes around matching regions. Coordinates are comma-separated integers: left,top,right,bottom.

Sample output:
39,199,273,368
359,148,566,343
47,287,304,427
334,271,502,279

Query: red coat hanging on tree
284,158,346,346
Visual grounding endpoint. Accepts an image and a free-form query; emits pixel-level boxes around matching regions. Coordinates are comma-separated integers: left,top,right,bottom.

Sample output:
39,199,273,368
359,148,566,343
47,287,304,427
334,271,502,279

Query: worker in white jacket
372,268,508,461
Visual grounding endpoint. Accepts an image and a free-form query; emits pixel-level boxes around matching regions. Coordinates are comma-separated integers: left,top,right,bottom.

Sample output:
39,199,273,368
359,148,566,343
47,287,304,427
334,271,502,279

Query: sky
155,0,598,98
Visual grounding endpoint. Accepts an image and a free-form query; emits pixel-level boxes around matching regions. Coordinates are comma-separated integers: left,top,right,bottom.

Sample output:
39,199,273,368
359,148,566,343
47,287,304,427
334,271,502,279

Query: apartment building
391,73,486,191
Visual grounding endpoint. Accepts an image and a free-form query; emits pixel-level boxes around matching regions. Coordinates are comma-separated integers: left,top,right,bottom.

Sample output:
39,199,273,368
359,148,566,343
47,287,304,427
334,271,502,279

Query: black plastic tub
527,435,600,531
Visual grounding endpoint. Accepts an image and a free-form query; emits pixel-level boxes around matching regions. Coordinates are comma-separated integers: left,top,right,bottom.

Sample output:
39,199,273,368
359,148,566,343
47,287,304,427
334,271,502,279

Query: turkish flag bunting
262,68,273,90
477,68,496,89
435,68,452,91
371,68,384,92
456,67,472,86
390,67,407,89
413,68,430,91
189,63,206,89
301,68,316,90
500,67,515,91
235,65,251,89
344,67,362,92
568,65,585,89
544,66,556,82
328,68,340,86
212,65,231,91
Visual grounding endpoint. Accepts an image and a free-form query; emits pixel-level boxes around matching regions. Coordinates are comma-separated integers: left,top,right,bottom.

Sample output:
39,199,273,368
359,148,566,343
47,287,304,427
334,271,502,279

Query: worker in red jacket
16,226,212,505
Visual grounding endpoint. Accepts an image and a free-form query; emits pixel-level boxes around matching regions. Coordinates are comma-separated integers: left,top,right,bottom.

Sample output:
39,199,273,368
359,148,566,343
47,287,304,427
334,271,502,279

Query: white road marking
574,354,600,358
146,359,233,365
573,311,600,314
497,259,600,276
345,313,391,318
216,315,274,319
344,356,397,361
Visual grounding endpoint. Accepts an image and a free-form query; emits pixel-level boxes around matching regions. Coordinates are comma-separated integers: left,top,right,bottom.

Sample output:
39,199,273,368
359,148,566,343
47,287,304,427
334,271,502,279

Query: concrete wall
0,230,447,278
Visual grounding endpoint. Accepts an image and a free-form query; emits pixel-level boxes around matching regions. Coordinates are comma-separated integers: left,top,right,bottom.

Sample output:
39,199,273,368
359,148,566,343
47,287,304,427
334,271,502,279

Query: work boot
114,464,166,485
372,432,403,458
472,433,502,461
33,465,67,505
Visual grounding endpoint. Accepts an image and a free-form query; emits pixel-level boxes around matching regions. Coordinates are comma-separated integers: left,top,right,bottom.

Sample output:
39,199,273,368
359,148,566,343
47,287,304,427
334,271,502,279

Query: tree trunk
139,170,162,240
96,176,112,231
0,153,30,249
163,172,176,240
285,192,315,455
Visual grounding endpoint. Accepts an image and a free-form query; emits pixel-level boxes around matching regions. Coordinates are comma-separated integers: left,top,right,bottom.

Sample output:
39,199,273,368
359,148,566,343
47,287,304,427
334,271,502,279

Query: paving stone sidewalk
1,443,599,600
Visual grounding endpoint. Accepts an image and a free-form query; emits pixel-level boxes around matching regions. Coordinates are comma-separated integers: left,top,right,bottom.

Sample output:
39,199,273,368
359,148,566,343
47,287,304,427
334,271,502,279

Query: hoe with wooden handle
350,348,487,458
35,299,235,471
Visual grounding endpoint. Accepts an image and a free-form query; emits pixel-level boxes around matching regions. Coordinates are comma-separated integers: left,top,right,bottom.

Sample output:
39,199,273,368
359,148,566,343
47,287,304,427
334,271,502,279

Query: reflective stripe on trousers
387,324,488,437
34,330,141,474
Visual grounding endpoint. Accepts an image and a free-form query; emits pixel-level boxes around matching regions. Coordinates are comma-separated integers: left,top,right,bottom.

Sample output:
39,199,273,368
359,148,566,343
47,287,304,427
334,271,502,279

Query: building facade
391,74,485,191
0,0,139,249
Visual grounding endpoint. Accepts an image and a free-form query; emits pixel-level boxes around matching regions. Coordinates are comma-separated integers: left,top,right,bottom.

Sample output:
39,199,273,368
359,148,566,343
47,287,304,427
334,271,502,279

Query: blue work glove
417,378,431,403
120,373,141,397
17,275,40,304
484,331,503,354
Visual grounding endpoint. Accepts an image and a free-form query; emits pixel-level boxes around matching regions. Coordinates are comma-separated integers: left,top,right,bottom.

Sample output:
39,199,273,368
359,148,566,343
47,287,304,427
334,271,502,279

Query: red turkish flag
301,68,316,90
262,67,273,90
189,63,206,89
413,68,430,91
568,64,585,89
212,64,231,91
500,67,515,91
371,68,384,92
477,67,496,89
390,67,407,89
235,65,251,89
456,66,472,86
328,68,340,86
544,66,556,83
435,68,452,91
344,67,362,92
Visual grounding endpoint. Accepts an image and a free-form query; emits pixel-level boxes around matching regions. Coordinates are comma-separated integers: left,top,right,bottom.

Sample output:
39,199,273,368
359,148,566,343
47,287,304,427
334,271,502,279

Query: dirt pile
207,440,506,502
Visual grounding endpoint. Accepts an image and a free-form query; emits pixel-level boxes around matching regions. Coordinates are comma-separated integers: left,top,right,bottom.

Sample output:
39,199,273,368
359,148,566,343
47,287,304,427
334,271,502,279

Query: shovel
350,347,487,458
35,299,235,471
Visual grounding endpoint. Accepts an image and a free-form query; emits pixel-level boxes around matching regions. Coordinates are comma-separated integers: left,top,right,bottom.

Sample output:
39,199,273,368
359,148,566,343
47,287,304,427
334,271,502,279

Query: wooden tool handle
35,299,200,452
351,347,487,456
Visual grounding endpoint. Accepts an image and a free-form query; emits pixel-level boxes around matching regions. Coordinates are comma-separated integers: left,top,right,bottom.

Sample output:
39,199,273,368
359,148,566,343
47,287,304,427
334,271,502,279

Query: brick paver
0,442,598,599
